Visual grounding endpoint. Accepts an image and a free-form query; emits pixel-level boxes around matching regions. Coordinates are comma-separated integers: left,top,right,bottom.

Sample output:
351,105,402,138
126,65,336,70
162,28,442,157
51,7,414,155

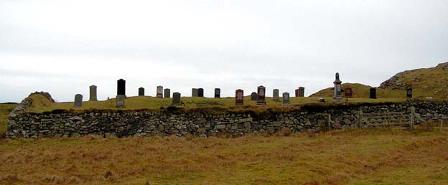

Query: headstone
156,86,163,98
192,88,198,97
138,87,145,96
116,95,125,108
257,86,266,105
282,92,290,104
198,88,204,97
344,87,353,98
250,92,257,101
407,88,413,98
295,89,299,97
117,79,126,96
235,89,244,105
273,89,280,101
89,85,97,101
369,88,377,99
74,94,83,107
172,92,181,105
298,87,305,97
214,88,221,98
333,73,342,100
164,88,171,98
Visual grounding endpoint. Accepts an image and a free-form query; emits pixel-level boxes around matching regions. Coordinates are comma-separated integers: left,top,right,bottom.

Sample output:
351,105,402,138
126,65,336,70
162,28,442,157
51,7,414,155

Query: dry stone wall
7,101,448,138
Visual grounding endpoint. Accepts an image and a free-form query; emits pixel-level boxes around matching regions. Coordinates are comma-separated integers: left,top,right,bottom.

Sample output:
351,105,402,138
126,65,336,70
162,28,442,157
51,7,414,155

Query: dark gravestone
295,89,299,97
298,87,305,97
251,92,257,101
156,86,163,98
117,79,126,96
257,86,266,105
282,92,290,104
407,88,413,98
333,73,342,99
235,89,244,105
369,88,377,99
344,87,353,98
198,88,204,97
74,94,83,107
164,88,171,98
116,95,125,108
89,85,97,101
172,92,181,105
138,87,145,96
273,89,280,101
214,88,221,98
192,88,198,97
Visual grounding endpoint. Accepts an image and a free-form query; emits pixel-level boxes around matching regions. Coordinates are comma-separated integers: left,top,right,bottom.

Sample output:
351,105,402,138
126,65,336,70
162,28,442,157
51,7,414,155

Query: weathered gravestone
198,88,204,97
257,86,266,105
282,92,290,104
117,79,126,96
156,86,163,98
273,89,280,101
333,73,342,100
89,85,97,101
74,94,83,107
344,87,353,98
214,88,221,98
116,95,126,108
138,87,145,96
192,88,198,97
164,88,171,98
251,92,257,101
369,88,377,99
235,89,244,105
407,88,413,99
172,92,181,105
298,87,305,97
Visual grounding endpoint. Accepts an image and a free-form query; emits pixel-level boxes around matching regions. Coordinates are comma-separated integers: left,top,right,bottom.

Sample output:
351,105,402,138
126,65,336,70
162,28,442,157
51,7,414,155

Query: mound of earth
379,62,448,99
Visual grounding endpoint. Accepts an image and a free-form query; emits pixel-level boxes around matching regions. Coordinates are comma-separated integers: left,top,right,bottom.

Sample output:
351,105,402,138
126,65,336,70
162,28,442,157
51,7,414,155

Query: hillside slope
310,83,405,98
380,62,448,99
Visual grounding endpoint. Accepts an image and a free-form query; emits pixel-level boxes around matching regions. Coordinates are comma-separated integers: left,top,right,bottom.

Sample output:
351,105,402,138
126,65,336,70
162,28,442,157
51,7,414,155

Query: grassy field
0,129,447,185
1,101,448,184
0,103,16,135
25,93,407,113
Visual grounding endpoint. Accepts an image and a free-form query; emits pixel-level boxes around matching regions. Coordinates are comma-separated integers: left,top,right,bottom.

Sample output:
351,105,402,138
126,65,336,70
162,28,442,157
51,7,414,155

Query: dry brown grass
1,129,447,185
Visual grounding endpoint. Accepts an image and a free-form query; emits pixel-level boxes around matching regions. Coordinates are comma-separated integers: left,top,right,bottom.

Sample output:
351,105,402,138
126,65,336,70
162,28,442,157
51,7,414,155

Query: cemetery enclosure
7,101,448,138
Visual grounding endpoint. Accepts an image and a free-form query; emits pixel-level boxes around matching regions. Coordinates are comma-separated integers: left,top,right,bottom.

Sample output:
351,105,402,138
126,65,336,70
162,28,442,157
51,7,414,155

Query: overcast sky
1,0,447,102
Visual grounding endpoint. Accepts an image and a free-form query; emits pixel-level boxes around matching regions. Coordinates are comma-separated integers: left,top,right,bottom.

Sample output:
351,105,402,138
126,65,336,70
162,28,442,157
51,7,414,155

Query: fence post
409,106,415,130
357,108,363,129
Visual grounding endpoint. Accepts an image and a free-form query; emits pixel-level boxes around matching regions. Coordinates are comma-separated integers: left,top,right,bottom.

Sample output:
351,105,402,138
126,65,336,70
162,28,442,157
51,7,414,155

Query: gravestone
298,87,305,97
156,86,163,98
89,85,97,101
344,87,353,98
235,89,244,105
295,89,299,97
164,88,171,98
369,88,377,99
251,92,257,101
116,95,125,108
198,88,204,97
192,88,198,97
282,92,290,104
117,79,126,96
214,88,221,98
257,86,266,105
172,92,181,105
138,87,145,96
273,89,280,101
333,73,342,100
407,88,413,98
74,94,83,107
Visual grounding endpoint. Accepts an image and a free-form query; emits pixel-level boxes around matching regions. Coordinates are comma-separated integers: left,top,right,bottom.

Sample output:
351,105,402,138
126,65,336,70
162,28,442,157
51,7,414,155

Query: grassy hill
311,62,448,99
380,62,448,99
